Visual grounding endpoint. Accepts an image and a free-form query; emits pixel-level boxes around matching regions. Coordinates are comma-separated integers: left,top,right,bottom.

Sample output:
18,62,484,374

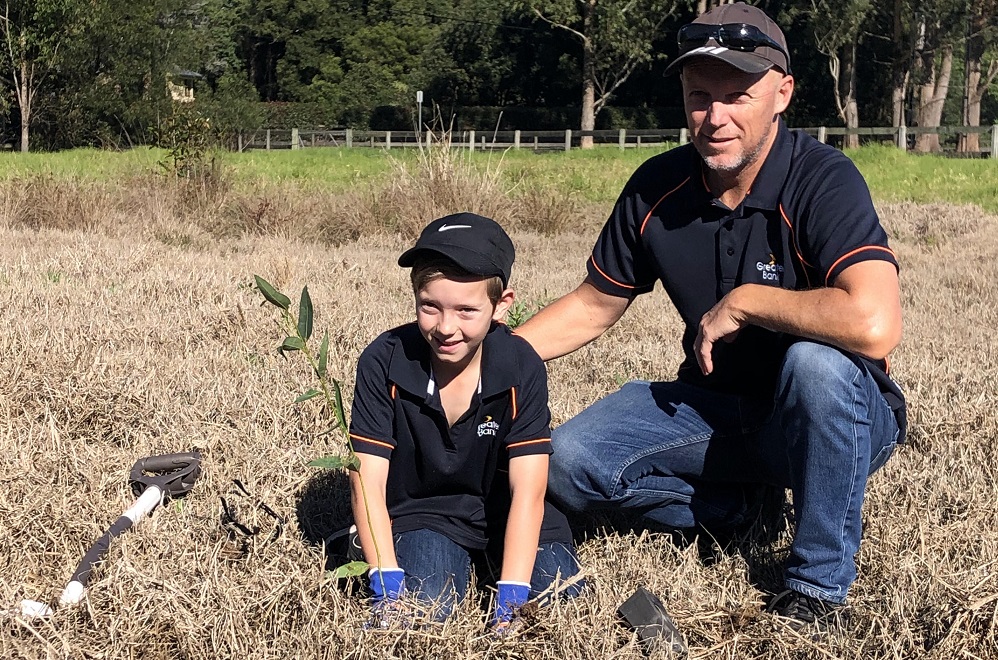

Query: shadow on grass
566,485,791,597
295,469,354,573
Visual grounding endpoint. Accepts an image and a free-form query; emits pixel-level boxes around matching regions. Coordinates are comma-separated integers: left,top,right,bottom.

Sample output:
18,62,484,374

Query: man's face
415,276,511,373
681,60,793,174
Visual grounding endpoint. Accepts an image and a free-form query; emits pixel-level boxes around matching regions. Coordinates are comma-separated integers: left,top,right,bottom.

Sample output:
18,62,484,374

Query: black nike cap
398,212,515,287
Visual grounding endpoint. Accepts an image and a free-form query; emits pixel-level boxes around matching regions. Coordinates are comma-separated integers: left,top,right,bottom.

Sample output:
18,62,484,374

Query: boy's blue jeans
548,341,899,604
392,529,583,620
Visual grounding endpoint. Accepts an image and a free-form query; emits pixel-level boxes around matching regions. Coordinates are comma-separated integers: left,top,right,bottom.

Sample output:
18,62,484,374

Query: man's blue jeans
392,528,584,620
548,341,899,604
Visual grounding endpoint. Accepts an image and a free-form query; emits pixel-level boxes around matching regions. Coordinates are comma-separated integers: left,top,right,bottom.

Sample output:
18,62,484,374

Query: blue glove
491,581,530,627
369,568,406,605
366,568,408,630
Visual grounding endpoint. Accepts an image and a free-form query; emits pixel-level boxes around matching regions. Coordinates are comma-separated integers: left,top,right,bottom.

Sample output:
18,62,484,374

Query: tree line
1,0,996,152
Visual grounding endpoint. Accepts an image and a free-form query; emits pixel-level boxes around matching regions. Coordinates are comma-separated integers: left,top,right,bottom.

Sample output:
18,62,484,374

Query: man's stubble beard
701,117,775,174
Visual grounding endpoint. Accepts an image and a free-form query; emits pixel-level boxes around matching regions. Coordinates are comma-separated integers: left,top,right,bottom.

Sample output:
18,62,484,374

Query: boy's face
415,275,514,373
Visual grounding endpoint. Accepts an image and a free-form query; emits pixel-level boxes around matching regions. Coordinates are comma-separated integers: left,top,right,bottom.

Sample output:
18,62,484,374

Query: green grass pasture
2,143,997,212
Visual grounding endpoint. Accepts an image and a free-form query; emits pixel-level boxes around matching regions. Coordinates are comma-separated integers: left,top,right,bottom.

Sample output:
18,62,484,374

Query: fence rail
235,125,998,158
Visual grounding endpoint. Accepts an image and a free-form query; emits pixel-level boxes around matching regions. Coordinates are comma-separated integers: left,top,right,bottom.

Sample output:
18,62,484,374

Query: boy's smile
416,276,512,375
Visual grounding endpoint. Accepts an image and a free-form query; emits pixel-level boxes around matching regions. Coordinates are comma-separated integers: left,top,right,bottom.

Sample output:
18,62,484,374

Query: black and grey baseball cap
398,212,515,286
666,3,791,76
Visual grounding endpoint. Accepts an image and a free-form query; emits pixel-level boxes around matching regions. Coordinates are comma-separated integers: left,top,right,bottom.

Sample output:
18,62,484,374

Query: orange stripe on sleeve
507,438,551,450
639,177,690,235
510,387,518,420
390,384,397,399
825,246,897,286
349,433,394,451
588,256,640,290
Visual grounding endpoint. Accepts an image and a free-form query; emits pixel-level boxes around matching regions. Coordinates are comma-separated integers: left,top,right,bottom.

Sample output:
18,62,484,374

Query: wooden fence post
426,130,432,146
386,131,392,149
897,125,907,151
618,129,626,150
266,129,271,150
468,130,475,152
346,129,353,148
817,126,827,144
514,130,521,149
291,128,299,150
992,125,998,159
237,133,243,152
533,135,538,149
679,128,688,145
564,129,572,151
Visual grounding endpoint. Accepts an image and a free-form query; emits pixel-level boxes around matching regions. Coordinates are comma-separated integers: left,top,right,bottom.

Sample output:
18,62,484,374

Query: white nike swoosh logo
438,224,472,232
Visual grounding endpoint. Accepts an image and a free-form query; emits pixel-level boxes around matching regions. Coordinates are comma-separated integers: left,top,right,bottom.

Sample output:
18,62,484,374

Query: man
515,2,906,632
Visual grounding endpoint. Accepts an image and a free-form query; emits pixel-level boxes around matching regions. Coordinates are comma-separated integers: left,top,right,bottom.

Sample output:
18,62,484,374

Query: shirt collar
742,117,792,211
387,323,518,401
686,117,792,214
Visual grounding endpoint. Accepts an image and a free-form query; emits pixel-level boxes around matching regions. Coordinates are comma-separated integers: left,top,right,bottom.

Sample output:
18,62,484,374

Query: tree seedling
254,275,381,582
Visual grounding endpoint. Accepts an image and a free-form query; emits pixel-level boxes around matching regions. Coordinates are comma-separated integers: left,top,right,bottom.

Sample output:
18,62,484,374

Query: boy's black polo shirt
349,322,572,549
588,119,906,420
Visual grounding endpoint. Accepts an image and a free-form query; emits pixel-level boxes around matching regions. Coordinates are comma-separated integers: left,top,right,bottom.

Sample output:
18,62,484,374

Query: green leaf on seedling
294,389,321,403
317,332,329,379
345,454,362,472
332,379,346,432
254,275,291,310
298,286,313,340
330,561,369,580
281,337,305,352
308,454,350,469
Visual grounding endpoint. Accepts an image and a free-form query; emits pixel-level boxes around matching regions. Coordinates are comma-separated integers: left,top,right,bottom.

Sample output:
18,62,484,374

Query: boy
347,212,582,629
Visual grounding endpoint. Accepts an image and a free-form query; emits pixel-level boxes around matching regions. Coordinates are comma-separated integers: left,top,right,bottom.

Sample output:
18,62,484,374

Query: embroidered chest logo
756,253,785,283
477,415,499,438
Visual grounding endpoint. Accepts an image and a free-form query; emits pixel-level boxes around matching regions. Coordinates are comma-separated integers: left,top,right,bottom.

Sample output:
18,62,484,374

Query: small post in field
991,125,997,159
817,126,827,144
346,129,353,148
564,129,572,152
514,130,521,149
386,131,392,150
266,129,271,150
426,130,432,146
897,125,907,151
534,135,538,150
619,129,626,150
469,130,475,152
679,128,688,145
291,128,299,150
237,133,243,152
416,90,423,143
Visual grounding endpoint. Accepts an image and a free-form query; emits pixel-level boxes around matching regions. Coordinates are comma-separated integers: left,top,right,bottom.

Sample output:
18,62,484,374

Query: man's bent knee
780,341,862,388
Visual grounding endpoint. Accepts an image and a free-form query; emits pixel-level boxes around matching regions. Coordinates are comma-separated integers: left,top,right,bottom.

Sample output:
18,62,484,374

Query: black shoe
765,589,849,635
326,524,364,563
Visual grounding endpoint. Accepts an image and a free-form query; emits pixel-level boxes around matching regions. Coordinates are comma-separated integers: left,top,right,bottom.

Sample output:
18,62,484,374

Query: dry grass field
1,150,997,659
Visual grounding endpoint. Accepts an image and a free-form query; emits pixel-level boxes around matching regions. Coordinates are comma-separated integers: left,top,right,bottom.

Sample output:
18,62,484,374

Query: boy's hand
366,568,409,629
369,567,405,604
490,581,530,631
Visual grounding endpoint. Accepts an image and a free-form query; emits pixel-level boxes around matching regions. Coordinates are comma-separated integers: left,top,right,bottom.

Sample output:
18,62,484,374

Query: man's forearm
515,279,631,361
728,282,901,359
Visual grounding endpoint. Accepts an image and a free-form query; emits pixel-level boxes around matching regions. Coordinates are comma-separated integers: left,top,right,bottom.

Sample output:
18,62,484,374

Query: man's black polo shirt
349,322,572,549
588,119,905,419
